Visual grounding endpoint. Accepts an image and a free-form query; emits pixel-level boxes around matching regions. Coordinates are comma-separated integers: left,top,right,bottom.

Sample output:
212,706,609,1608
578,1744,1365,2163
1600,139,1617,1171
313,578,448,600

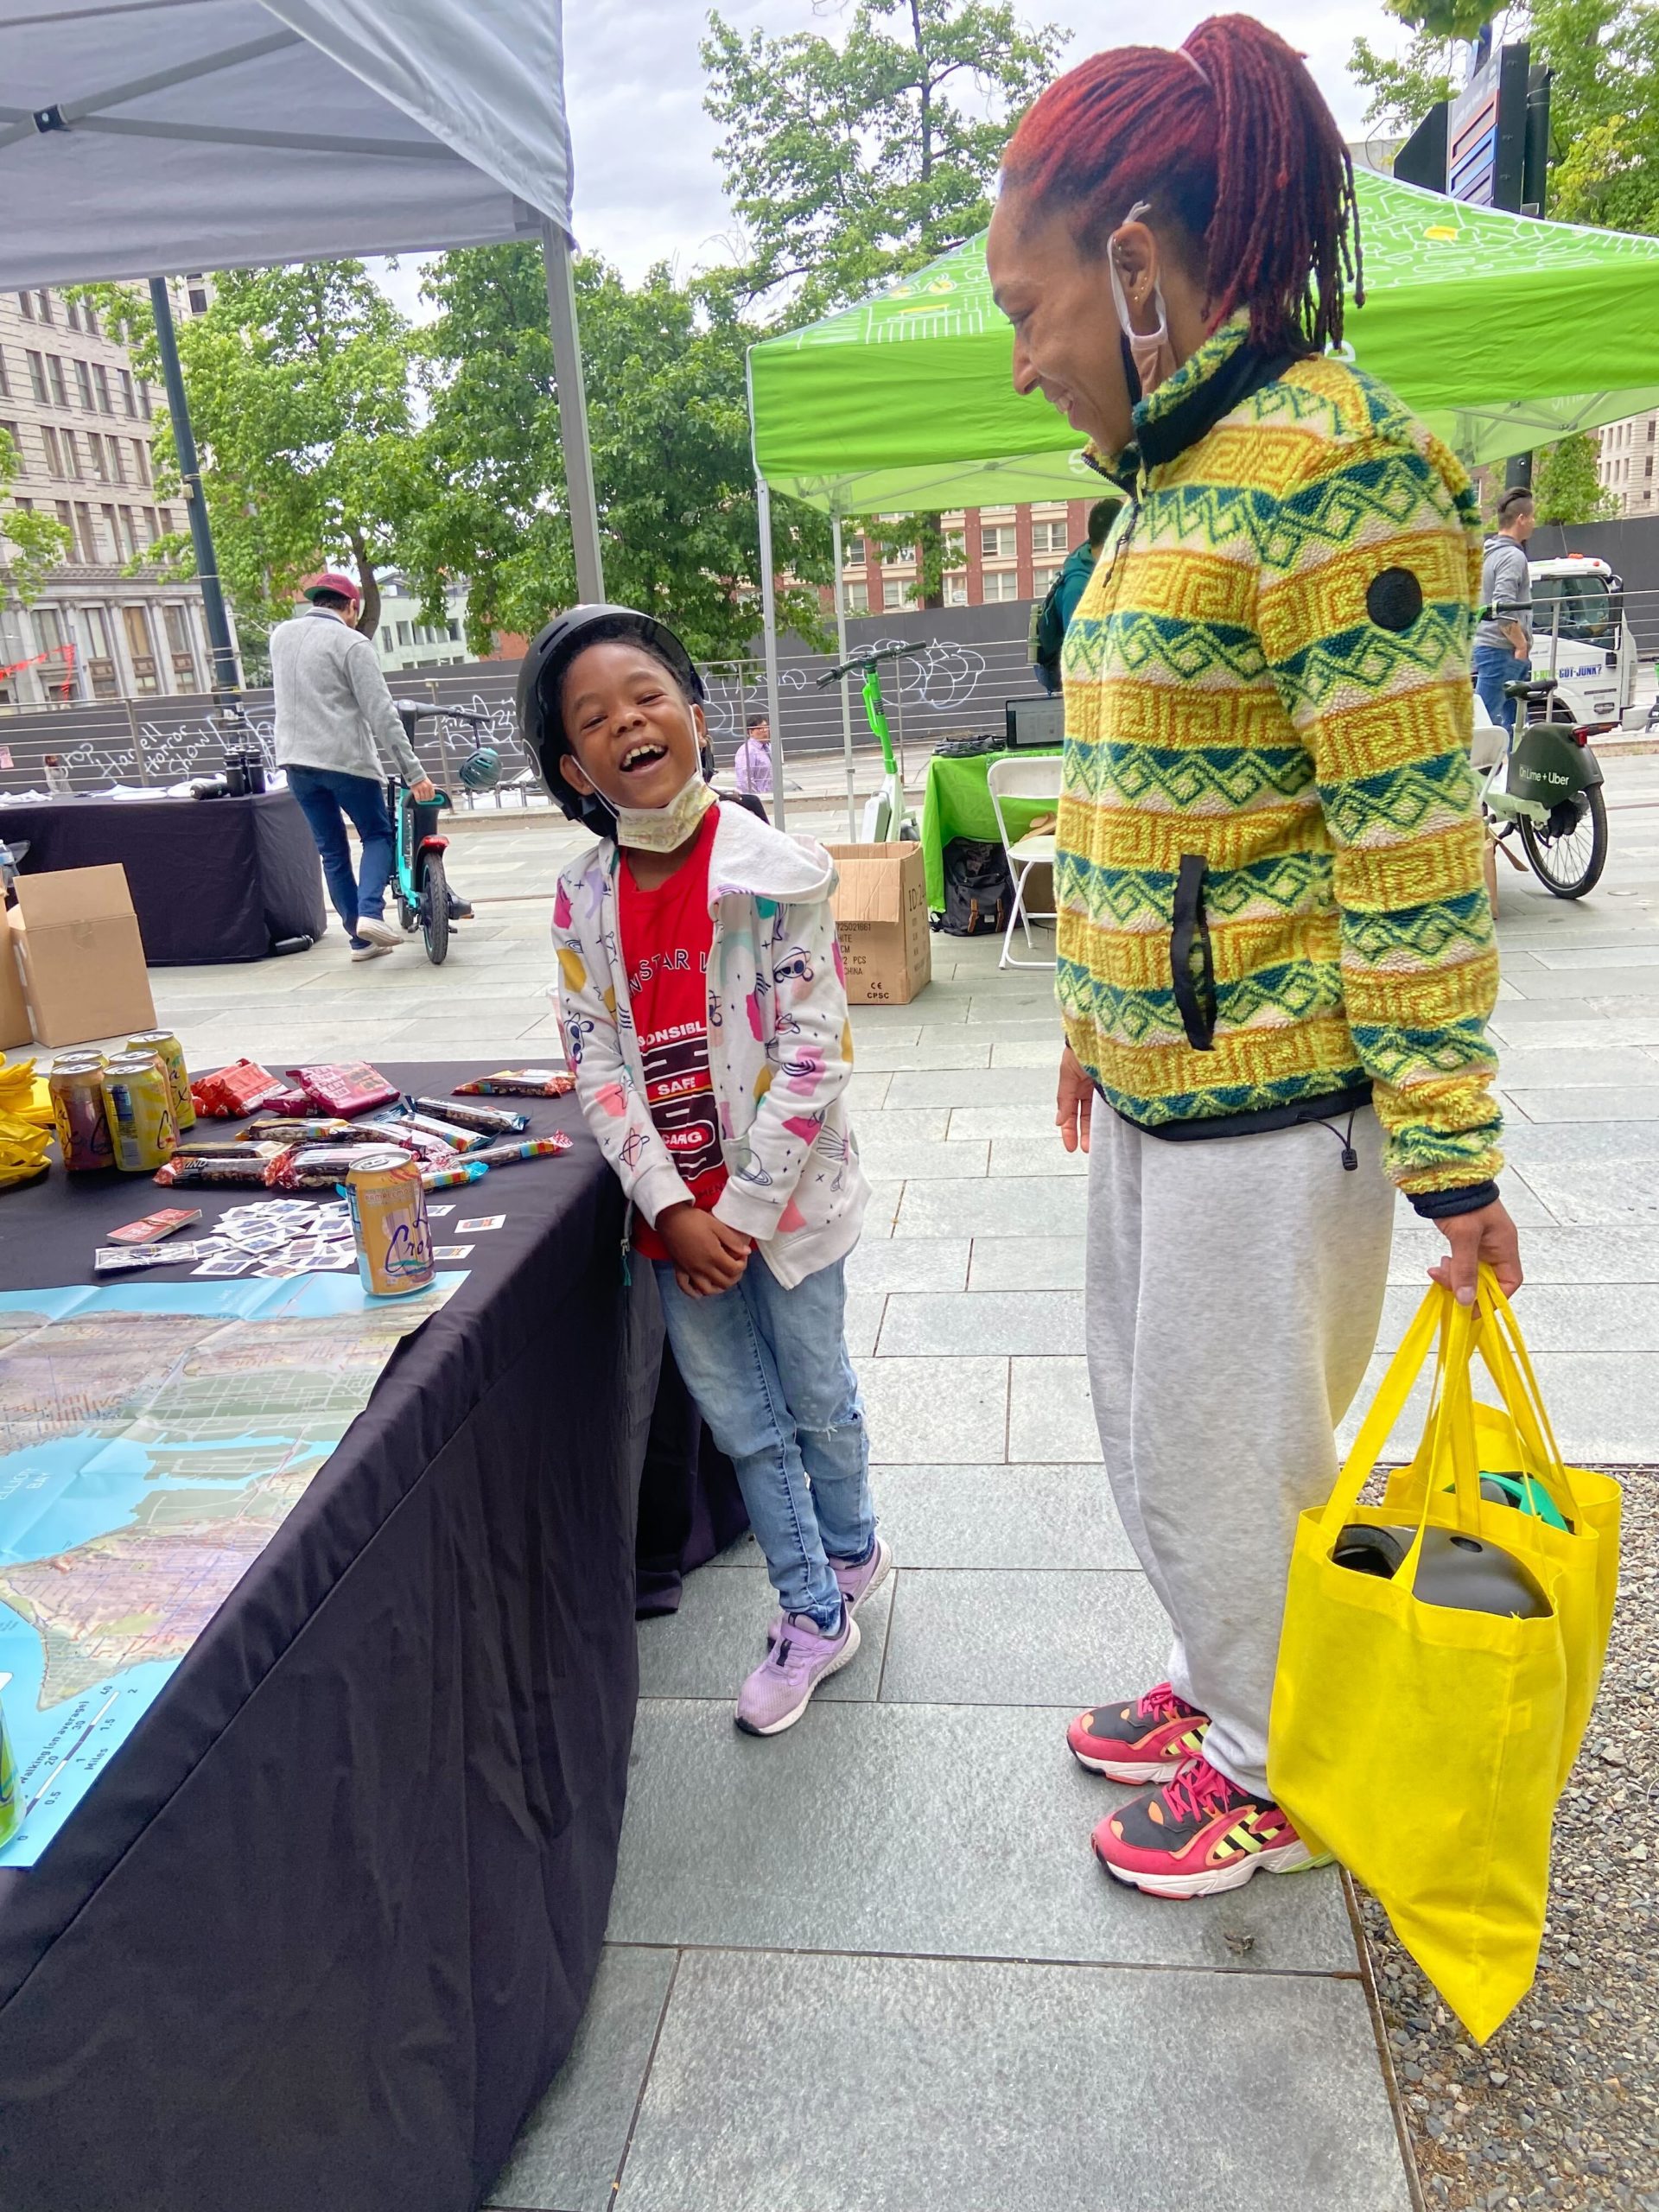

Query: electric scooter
815,643,921,842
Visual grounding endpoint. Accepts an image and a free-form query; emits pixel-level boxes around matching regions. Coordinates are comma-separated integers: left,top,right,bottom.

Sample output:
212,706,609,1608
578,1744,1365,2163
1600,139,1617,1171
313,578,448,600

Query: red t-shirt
616,808,728,1262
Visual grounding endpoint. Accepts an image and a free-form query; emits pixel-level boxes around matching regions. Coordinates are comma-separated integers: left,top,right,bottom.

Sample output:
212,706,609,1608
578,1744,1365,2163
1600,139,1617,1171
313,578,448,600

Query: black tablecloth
2,790,327,963
0,1063,729,2212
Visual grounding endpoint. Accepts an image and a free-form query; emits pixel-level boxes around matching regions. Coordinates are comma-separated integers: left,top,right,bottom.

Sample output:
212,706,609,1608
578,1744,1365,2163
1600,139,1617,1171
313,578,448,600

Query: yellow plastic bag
1268,1273,1618,2044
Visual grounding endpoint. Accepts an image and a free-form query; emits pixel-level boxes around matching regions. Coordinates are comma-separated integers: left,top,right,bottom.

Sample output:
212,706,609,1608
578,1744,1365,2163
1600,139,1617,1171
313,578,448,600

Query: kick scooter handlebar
815,641,919,689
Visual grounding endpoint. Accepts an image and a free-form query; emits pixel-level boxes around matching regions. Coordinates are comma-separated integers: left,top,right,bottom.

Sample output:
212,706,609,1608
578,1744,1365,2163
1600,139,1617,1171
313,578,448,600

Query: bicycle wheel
1518,783,1608,899
421,851,451,964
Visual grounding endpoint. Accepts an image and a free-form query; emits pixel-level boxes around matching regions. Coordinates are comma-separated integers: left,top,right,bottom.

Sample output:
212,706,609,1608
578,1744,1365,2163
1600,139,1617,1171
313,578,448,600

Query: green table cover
920,747,1062,912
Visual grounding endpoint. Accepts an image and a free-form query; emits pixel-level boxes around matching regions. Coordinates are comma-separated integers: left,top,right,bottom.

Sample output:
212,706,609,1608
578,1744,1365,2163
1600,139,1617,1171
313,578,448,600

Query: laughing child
523,607,888,1735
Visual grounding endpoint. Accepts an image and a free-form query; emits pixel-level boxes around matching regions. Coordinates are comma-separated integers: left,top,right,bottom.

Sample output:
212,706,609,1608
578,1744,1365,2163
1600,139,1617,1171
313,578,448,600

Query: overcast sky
376,0,1414,317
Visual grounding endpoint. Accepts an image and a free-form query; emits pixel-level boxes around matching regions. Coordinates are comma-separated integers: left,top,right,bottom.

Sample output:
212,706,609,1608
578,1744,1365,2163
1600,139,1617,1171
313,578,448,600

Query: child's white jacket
552,800,868,1289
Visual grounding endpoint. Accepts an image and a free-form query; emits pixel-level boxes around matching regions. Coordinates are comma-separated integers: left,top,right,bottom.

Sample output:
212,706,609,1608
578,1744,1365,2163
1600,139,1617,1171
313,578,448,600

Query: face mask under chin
601,766,718,853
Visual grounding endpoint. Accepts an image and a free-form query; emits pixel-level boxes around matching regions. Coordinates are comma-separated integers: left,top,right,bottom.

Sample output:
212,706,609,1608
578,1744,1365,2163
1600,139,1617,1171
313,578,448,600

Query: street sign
1449,42,1530,209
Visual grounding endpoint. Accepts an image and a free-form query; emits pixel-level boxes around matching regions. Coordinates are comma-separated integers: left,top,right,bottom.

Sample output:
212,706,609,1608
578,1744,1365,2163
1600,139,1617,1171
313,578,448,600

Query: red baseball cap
302,570,362,606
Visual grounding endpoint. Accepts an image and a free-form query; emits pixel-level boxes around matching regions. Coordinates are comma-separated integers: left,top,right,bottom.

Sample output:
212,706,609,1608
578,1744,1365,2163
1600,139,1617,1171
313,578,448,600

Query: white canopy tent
0,0,604,628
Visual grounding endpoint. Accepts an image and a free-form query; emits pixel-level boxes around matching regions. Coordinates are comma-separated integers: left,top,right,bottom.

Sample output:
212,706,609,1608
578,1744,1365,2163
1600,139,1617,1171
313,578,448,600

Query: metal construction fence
0,630,1046,804
0,594,1650,809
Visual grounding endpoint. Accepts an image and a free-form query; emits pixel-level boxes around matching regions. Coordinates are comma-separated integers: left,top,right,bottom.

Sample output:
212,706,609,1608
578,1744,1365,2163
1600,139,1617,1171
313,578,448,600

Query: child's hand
658,1205,751,1297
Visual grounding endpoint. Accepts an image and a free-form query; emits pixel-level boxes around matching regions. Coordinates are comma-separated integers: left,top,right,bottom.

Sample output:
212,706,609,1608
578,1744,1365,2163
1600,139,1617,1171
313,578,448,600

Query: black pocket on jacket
1170,852,1217,1052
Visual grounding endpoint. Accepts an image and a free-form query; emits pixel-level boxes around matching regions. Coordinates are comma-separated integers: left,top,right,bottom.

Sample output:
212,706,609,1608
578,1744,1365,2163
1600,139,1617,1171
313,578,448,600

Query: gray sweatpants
1084,1103,1395,1797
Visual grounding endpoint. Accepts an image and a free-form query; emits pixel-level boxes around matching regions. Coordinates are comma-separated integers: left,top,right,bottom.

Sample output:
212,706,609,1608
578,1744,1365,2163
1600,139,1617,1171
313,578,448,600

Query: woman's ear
1111,219,1160,328
559,752,595,798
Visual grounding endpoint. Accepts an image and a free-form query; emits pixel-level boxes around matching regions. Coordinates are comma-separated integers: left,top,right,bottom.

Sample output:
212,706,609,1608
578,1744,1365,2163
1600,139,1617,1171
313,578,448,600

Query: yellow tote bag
1268,1274,1617,2044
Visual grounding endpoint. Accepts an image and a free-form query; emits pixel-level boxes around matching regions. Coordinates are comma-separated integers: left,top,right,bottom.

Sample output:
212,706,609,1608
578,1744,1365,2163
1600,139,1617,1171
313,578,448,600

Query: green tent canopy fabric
749,169,1659,511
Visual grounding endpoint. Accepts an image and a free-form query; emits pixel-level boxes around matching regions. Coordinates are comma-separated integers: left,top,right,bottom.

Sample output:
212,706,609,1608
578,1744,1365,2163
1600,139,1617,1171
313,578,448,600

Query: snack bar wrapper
348,1118,461,1166
468,1135,573,1167
453,1070,575,1098
264,1143,397,1191
411,1095,530,1136
155,1145,285,1185
191,1060,286,1119
241,1117,358,1145
286,1063,401,1117
398,1109,491,1154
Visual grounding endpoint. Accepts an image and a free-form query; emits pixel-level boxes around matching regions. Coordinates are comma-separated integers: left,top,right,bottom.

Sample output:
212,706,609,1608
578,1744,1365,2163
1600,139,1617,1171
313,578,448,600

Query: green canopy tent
747,169,1659,827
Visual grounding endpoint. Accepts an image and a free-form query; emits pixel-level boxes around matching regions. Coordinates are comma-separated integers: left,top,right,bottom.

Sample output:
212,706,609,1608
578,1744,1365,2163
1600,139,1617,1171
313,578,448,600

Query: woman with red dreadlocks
986,16,1522,1900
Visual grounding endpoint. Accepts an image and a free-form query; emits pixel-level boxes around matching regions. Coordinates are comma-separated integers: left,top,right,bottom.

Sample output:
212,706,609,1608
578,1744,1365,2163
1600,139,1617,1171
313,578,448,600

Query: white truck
1523,553,1641,732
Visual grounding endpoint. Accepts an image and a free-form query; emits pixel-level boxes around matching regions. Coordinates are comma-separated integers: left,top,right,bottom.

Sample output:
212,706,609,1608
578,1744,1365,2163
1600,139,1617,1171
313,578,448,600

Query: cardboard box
827,842,932,1006
9,865,156,1048
0,917,29,1052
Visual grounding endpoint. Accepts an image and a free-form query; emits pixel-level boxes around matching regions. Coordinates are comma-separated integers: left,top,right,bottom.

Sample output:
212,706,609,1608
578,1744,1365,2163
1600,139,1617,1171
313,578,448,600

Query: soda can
49,1061,114,1173
101,1054,179,1173
127,1030,196,1131
344,1149,435,1297
0,1673,17,1851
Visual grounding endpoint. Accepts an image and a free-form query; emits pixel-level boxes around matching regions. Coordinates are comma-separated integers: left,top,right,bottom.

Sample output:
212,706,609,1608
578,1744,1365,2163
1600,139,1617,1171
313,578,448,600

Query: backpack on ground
939,836,1013,937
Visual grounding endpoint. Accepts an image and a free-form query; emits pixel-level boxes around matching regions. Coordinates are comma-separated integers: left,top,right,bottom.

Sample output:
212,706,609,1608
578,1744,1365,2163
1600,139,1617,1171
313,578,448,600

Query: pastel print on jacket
552,800,868,1290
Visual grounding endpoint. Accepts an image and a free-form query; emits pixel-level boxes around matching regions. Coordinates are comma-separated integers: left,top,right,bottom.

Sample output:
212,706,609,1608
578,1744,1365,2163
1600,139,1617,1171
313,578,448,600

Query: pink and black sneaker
1066,1682,1211,1783
1091,1753,1330,1899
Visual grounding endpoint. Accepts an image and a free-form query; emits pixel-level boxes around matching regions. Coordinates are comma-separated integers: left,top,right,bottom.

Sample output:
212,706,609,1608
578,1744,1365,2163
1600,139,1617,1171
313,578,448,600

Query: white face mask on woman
601,768,718,854
1109,200,1179,400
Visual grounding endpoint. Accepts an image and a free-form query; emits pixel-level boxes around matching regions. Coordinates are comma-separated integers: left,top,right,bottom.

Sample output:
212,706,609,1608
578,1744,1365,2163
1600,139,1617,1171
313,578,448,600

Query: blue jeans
653,1254,874,1631
286,765,394,942
1472,644,1529,734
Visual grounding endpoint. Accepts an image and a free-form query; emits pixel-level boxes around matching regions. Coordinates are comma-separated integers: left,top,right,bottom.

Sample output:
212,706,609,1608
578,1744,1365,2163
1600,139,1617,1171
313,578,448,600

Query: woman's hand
658,1205,752,1298
1056,1045,1093,1154
1427,1198,1522,1307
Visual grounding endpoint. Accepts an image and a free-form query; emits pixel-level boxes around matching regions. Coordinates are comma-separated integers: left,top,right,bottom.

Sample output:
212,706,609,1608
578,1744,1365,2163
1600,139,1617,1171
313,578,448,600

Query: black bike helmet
517,604,706,830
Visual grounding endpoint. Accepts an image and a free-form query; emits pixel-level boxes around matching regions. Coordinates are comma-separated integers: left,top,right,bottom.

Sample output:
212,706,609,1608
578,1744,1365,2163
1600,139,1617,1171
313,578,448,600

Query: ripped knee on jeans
796,1406,864,1448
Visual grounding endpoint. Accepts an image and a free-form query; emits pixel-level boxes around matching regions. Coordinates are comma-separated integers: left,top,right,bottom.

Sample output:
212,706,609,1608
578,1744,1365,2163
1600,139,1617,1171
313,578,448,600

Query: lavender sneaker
735,1608,861,1737
765,1539,893,1654
833,1535,892,1613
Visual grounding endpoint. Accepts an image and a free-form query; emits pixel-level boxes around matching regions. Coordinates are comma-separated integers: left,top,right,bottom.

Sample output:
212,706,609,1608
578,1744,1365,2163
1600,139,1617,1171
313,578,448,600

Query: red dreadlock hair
1001,14,1363,357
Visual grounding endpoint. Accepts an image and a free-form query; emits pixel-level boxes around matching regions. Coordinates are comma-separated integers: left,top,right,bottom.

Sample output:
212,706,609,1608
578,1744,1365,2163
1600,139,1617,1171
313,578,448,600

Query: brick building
828,496,1105,614
0,279,213,712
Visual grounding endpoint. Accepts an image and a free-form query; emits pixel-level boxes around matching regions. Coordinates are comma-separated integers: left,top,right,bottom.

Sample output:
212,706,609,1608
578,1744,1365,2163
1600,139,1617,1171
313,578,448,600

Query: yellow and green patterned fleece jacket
1058,315,1502,1216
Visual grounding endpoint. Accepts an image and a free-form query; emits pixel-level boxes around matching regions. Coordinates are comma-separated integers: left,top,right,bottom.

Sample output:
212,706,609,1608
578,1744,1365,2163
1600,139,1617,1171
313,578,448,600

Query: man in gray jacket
271,572,436,960
1472,487,1535,733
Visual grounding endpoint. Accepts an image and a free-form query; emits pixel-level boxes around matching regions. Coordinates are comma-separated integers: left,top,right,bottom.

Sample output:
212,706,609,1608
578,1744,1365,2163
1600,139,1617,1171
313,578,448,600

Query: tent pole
755,474,785,830
541,221,605,604
831,511,858,841
148,277,239,702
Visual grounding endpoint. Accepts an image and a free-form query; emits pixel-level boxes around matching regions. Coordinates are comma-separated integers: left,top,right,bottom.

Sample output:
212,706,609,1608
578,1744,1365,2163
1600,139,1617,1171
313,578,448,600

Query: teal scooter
389,702,499,963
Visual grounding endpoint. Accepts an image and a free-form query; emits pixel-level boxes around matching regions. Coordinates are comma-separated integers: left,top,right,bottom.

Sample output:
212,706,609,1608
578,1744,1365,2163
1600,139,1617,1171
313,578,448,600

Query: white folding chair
986,753,1062,971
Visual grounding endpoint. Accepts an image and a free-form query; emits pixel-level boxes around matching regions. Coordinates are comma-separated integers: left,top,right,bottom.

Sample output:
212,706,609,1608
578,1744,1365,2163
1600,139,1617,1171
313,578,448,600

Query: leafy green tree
1353,0,1659,236
405,248,829,664
0,429,73,606
80,268,423,675
702,0,1066,322
1532,431,1620,521
702,0,1065,614
1349,28,1458,131
853,512,965,610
